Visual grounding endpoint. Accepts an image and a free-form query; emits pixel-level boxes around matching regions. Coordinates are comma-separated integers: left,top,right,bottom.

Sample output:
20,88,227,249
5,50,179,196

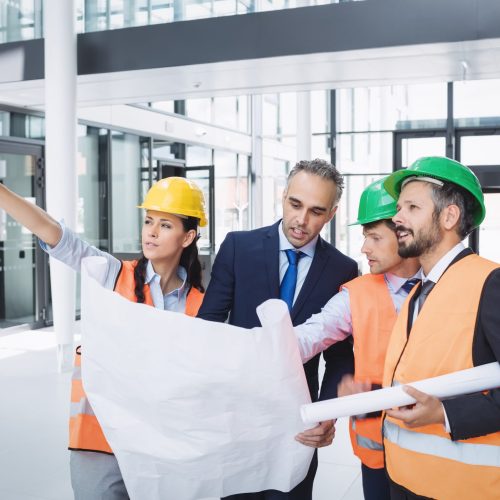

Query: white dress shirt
295,271,421,363
40,223,189,312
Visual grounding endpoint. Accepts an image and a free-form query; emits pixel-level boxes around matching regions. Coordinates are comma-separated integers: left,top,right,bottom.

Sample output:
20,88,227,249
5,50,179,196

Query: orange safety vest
343,274,398,469
69,259,204,454
383,254,500,500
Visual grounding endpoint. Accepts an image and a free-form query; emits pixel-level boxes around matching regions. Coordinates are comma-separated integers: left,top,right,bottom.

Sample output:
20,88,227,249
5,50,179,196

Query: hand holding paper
301,362,500,424
386,386,445,428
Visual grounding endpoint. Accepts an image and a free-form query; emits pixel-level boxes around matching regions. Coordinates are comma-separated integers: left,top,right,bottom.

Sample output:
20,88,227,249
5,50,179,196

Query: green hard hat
383,156,485,227
350,177,397,226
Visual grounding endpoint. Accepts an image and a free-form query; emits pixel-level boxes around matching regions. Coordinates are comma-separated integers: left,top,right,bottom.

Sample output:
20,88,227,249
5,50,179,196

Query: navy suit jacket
198,221,359,401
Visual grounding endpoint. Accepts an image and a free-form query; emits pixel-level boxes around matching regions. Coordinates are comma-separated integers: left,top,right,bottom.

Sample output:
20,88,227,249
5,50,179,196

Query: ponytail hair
133,215,204,303
133,254,149,304
179,216,205,293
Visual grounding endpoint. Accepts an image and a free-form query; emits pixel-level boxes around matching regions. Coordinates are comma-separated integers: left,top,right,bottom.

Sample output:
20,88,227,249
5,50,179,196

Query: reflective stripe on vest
68,259,204,454
351,419,383,451
382,254,500,500
384,420,500,467
344,274,396,469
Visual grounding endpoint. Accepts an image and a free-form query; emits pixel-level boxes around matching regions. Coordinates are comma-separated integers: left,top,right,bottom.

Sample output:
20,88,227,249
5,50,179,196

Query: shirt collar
423,242,465,284
145,260,188,296
278,220,318,259
385,270,422,294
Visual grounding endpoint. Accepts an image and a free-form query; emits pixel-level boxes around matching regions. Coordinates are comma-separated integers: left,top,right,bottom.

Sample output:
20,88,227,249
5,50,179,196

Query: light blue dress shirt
40,223,189,312
278,221,318,305
295,271,421,363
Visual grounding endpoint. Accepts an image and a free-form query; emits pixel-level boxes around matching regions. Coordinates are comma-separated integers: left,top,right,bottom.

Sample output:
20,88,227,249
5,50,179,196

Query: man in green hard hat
295,176,420,500
381,156,500,500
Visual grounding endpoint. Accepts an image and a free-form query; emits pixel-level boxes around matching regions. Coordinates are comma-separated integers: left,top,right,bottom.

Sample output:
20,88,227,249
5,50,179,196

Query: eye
144,219,151,225
161,222,172,229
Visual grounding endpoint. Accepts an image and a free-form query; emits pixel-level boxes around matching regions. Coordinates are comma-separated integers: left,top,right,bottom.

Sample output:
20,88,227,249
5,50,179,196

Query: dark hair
133,216,204,303
362,219,397,234
430,182,476,239
287,158,344,206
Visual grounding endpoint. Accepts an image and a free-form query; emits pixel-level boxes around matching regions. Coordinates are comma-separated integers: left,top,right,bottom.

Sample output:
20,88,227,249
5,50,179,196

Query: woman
0,176,208,500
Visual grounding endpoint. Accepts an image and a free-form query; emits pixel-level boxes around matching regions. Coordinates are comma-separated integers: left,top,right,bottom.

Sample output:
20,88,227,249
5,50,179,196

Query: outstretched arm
0,183,62,247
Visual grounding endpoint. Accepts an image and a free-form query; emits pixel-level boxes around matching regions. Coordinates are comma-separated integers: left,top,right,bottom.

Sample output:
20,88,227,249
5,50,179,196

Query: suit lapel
263,222,281,298
291,237,329,321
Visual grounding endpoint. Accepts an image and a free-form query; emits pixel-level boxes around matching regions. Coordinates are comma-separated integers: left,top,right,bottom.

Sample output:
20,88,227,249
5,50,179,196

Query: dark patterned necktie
401,278,421,294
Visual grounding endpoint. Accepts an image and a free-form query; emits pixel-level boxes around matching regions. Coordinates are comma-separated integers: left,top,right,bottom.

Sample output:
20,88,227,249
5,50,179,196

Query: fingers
338,375,371,397
386,387,444,428
295,420,336,448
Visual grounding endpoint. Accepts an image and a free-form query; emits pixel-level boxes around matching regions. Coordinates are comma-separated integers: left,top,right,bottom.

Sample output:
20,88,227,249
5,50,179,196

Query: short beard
397,217,442,259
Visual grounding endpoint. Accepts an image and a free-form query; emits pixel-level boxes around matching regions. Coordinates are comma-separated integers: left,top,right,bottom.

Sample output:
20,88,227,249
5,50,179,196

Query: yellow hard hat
138,177,208,227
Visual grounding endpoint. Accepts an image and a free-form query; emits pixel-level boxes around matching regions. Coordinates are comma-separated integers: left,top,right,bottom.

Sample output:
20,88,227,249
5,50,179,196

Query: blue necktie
401,278,420,294
280,249,304,311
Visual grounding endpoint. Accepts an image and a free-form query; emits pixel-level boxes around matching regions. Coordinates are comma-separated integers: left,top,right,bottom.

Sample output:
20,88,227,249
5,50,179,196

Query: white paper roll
301,362,500,424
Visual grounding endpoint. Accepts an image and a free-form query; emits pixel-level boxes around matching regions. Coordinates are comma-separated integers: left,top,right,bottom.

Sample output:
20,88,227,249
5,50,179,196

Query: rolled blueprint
301,362,500,424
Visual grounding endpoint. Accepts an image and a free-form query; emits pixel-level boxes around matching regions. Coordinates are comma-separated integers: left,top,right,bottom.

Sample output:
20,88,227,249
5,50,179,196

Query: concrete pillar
296,91,312,161
43,0,77,372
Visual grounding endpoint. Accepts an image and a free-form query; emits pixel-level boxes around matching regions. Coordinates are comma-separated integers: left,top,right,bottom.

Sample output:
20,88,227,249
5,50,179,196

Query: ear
441,204,460,231
182,229,197,248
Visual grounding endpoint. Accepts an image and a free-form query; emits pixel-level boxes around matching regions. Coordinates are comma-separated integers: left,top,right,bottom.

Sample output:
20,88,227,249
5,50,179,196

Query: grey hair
429,182,476,239
287,158,344,206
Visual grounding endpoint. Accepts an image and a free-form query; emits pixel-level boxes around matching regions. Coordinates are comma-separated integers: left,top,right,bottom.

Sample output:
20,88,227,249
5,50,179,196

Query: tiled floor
0,325,363,500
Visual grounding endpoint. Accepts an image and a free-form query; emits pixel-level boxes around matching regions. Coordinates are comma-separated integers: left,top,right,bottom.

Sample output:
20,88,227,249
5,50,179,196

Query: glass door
0,140,46,329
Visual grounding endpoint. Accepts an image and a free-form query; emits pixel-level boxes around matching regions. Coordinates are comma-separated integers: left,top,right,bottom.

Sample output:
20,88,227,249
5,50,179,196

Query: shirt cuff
38,220,65,253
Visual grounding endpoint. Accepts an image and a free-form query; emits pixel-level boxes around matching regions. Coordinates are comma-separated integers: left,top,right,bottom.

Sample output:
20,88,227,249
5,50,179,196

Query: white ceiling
1,37,500,110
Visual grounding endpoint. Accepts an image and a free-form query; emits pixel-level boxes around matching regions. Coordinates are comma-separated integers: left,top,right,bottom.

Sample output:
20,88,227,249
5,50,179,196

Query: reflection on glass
479,193,500,263
111,132,142,253
0,152,37,327
461,136,500,166
401,137,446,168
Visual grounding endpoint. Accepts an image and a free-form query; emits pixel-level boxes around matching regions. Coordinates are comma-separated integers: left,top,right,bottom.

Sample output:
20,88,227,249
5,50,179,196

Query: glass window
311,90,329,134
111,131,142,253
186,98,212,123
335,174,385,269
479,193,500,262
0,0,42,42
454,80,500,120
262,157,288,227
311,134,330,161
337,83,447,132
336,132,392,174
213,97,238,129
460,135,500,166
400,136,446,168
214,150,249,247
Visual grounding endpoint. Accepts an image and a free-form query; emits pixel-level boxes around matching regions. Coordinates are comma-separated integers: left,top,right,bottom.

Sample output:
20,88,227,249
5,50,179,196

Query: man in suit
198,158,358,500
381,156,500,500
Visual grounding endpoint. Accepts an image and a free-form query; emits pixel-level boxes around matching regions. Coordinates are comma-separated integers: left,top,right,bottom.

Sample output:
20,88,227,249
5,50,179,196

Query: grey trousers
70,450,130,500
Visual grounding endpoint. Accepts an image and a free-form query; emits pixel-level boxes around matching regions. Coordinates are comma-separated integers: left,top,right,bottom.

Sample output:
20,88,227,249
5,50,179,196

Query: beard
396,220,442,258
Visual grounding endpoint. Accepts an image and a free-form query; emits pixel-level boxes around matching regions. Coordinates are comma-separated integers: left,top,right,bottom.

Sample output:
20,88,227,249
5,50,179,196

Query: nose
361,239,370,255
296,208,308,226
392,208,404,226
148,222,159,237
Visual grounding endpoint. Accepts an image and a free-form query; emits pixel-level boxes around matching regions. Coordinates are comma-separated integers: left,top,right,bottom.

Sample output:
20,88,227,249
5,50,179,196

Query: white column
250,94,263,229
43,0,77,372
296,91,312,161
